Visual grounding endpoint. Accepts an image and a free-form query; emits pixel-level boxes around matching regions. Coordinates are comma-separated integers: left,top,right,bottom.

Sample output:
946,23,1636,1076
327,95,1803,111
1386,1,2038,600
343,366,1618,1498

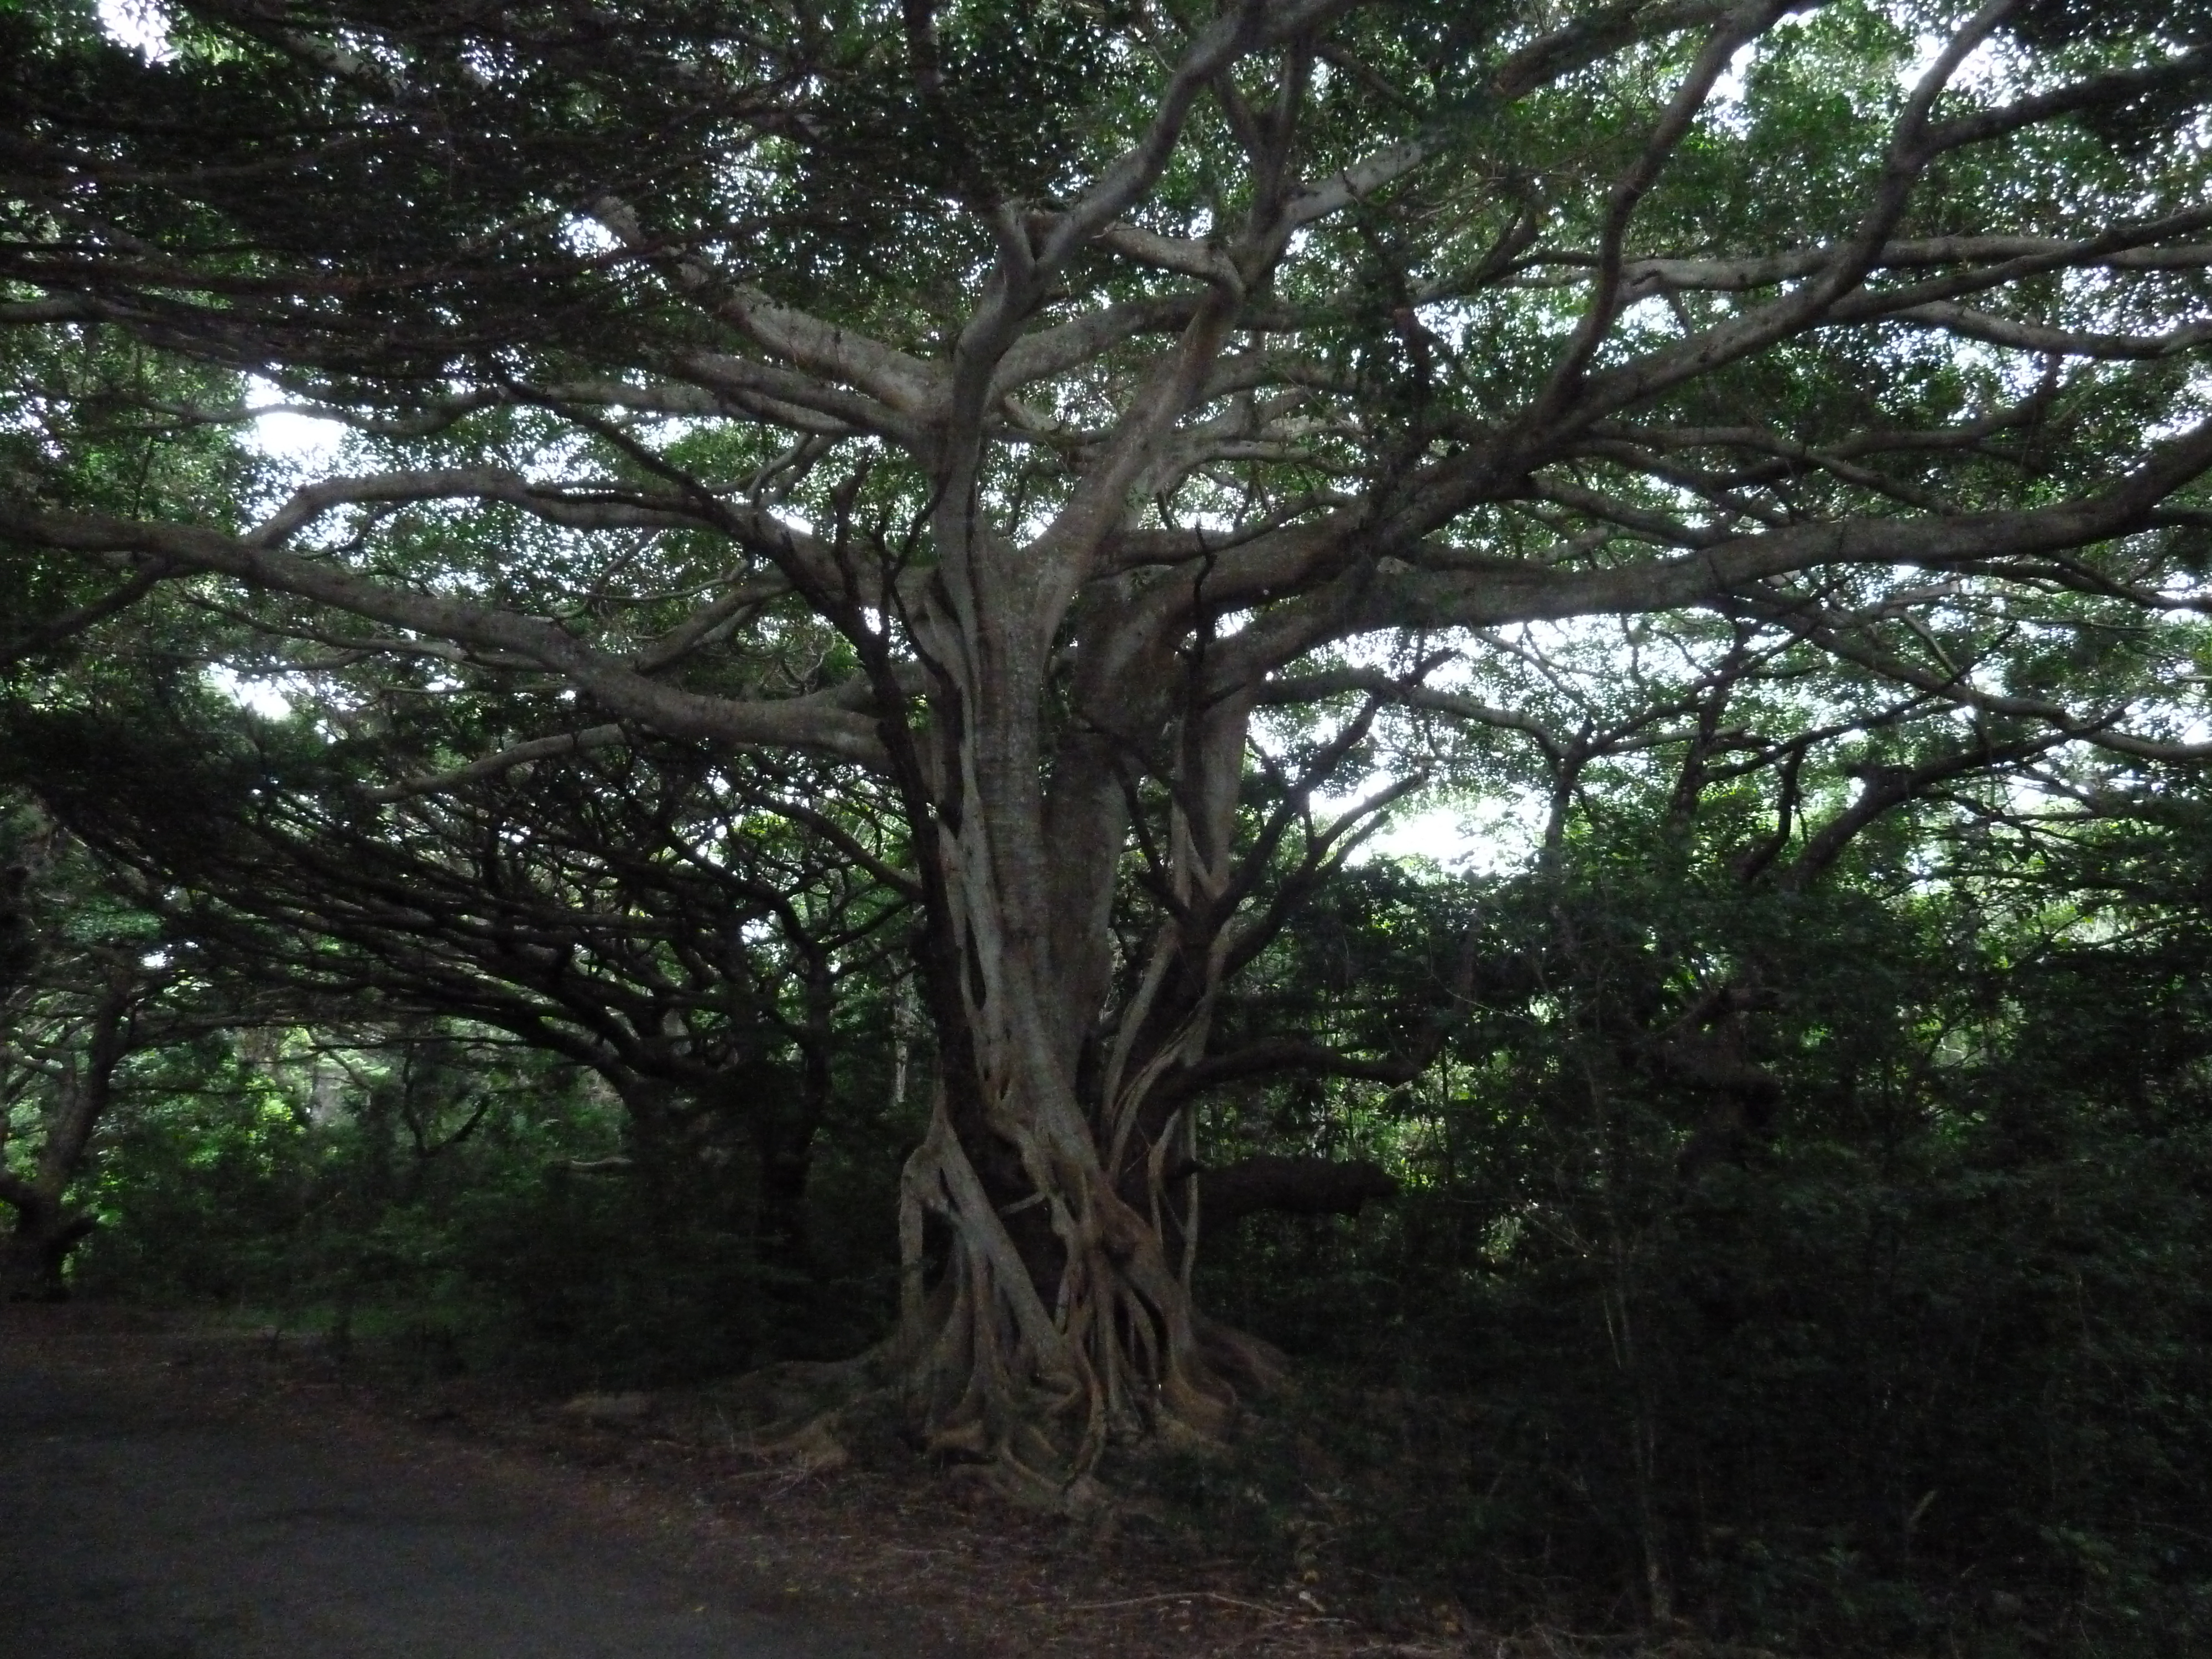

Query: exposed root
698,1354,893,1479
702,1081,1288,1514
557,1390,656,1428
708,1355,881,1430
754,1414,853,1474
1193,1313,1290,1394
887,1088,1272,1500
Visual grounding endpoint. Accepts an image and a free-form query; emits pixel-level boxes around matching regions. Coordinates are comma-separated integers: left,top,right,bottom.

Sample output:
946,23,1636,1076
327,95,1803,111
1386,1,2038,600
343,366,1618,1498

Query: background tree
2,680,918,1288
1185,744,2212,1651
0,795,241,1297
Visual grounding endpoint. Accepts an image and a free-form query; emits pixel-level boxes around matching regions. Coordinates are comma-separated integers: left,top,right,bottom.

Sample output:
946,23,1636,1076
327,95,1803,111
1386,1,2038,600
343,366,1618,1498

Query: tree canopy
4,0,2211,1507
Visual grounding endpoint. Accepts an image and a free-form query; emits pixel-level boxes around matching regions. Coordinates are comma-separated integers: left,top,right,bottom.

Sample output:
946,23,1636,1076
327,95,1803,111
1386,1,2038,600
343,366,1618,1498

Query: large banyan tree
5,0,2212,1480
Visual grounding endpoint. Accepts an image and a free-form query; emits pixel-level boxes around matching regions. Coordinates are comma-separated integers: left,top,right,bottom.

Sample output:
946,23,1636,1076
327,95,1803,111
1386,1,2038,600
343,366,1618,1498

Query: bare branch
362,726,629,803
1886,302,2212,360
1,503,891,769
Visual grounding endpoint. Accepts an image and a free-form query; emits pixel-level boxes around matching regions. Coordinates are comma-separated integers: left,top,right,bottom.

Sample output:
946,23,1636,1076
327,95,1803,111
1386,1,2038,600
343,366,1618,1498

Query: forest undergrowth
48,823,2212,1659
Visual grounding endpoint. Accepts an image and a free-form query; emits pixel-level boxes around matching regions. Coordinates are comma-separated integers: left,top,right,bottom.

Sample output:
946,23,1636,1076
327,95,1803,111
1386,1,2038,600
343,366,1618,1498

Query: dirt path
0,1327,956,1659
0,1307,1493,1659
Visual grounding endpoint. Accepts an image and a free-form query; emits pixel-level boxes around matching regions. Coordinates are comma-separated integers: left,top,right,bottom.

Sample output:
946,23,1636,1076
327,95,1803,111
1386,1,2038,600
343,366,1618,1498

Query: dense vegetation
12,744,2210,1653
7,0,2212,1652
1199,815,2212,1653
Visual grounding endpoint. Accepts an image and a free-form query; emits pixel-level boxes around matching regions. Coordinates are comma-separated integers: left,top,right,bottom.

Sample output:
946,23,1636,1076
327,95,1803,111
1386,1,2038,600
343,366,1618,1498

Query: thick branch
0,504,890,768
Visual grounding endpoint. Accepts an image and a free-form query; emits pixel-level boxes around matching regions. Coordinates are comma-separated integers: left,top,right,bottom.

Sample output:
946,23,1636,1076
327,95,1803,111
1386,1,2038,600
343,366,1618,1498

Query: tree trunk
856,255,1351,1486
615,1063,821,1293
882,555,1278,1485
0,979,131,1301
0,1190,95,1302
750,951,836,1281
752,1115,815,1279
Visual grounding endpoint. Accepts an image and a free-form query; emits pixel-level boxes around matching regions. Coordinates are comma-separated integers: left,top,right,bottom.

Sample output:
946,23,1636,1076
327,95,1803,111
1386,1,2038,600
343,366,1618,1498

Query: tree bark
612,1061,823,1287
0,979,129,1300
880,542,1298,1483
0,1183,96,1302
0,863,32,998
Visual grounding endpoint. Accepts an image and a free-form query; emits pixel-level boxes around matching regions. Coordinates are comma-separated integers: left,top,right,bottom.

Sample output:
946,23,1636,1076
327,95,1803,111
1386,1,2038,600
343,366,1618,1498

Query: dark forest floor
0,1304,1768,1659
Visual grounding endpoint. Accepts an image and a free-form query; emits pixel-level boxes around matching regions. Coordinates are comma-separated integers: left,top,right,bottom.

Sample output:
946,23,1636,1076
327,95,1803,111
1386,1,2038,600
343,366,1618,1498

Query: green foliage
74,1027,910,1385
1192,808,2212,1655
